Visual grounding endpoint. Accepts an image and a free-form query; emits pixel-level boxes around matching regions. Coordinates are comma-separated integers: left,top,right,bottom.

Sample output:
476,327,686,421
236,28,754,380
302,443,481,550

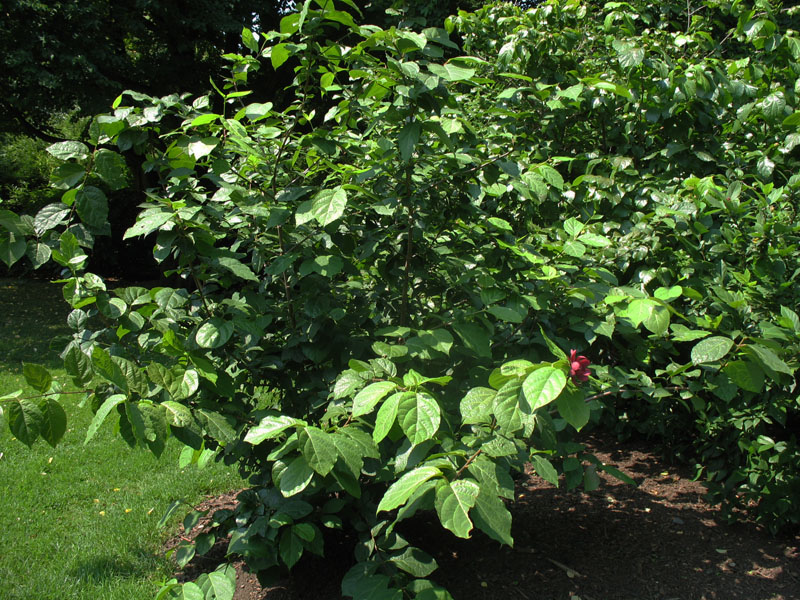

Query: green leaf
625,299,669,334
213,256,259,282
280,455,315,497
452,322,492,358
123,210,174,239
279,528,304,569
172,582,204,600
617,45,644,68
397,391,441,446
91,346,128,391
245,414,304,444
536,164,563,189
723,361,765,393
377,466,441,512
745,343,793,376
241,27,259,52
311,186,348,226
85,394,125,444
0,232,27,268
270,43,290,69
169,369,199,401
34,203,70,235
352,381,397,418
487,306,525,323
471,489,513,546
530,455,559,486
75,186,109,229
390,546,438,577
196,318,234,348
434,479,480,538
555,387,590,430
491,379,523,434
206,571,235,600
427,62,475,81
94,150,128,190
522,367,567,410
577,232,612,247
374,391,410,443
342,565,402,600
8,399,44,447
691,336,735,364
460,387,495,425
302,426,337,476
398,122,421,162
162,401,194,428
137,401,168,457
38,398,67,447
46,140,89,161
23,363,52,393
197,409,237,444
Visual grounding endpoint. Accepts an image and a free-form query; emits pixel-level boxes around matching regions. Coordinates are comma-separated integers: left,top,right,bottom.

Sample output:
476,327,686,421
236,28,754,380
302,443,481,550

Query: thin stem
456,448,483,479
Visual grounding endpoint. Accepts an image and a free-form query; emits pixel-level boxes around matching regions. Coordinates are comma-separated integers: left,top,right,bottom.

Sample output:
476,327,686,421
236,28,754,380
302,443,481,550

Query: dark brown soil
169,436,799,600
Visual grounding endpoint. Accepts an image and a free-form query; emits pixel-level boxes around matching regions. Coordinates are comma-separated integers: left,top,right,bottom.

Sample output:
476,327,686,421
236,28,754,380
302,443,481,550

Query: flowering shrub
1,1,799,598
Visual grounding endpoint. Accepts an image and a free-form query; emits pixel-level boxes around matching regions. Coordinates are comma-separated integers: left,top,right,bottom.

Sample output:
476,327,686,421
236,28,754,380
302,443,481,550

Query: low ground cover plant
1,0,798,597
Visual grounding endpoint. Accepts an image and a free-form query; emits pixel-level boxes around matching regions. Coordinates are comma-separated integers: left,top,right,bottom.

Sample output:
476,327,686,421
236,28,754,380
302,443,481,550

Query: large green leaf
94,149,128,190
206,571,235,600
522,367,567,411
389,546,438,577
555,387,590,430
377,466,441,513
23,363,52,394
342,565,403,600
398,122,421,162
745,343,793,376
245,414,304,444
279,528,304,569
427,62,475,81
196,409,236,444
0,231,27,268
723,361,765,393
8,399,44,447
280,455,315,497
471,489,513,546
311,186,348,226
38,398,67,447
302,426,337,476
46,140,89,161
397,391,441,445
75,186,109,229
491,379,523,434
373,391,410,443
452,322,492,358
691,336,734,364
460,386,495,425
434,479,480,538
352,381,397,418
85,394,126,444
195,318,234,348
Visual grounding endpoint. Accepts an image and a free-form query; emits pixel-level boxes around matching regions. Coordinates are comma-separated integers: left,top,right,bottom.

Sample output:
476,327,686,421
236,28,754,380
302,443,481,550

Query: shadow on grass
0,278,71,373
72,547,163,583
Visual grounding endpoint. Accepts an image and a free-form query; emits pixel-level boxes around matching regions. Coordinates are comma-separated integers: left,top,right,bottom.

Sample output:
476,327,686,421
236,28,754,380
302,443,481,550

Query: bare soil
170,436,799,600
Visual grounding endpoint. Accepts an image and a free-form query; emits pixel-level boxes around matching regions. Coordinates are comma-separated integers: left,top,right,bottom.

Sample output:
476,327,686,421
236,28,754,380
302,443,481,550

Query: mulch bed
168,436,799,600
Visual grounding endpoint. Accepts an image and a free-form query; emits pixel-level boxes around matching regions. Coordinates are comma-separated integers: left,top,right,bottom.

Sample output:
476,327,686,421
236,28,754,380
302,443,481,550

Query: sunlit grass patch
0,278,243,600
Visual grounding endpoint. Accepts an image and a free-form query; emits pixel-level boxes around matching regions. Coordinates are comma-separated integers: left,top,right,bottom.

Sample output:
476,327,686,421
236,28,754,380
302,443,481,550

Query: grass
0,278,243,600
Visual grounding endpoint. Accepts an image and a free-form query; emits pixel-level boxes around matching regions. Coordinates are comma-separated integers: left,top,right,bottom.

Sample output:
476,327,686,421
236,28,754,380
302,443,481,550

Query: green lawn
0,278,242,600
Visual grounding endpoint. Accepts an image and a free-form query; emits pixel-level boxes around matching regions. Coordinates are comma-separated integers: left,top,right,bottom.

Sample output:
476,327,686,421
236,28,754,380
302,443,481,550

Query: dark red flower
569,349,591,383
